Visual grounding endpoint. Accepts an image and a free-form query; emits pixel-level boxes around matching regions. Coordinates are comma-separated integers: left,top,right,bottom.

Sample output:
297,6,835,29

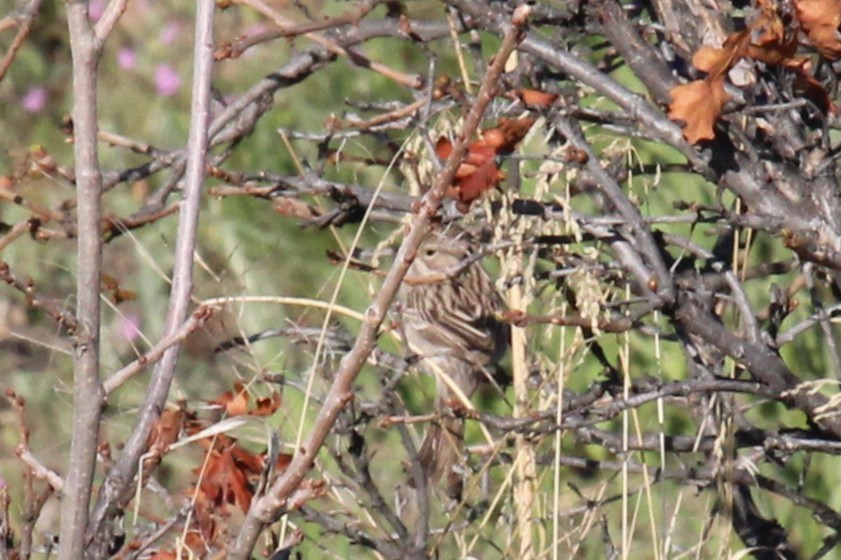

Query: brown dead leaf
101,274,137,304
494,117,536,153
668,76,729,143
193,438,264,521
147,408,184,457
513,88,558,108
101,273,119,291
209,382,281,417
253,393,282,416
203,447,254,512
747,1,798,63
785,57,835,112
692,32,748,77
436,118,535,208
112,288,137,304
273,197,318,220
211,382,250,417
796,0,841,59
191,487,219,542
668,1,815,143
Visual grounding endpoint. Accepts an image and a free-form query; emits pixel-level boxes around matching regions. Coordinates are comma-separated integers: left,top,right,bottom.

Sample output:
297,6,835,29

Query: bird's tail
418,415,465,499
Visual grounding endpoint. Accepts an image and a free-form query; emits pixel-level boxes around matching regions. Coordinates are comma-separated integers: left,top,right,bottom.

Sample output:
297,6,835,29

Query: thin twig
86,0,216,547
103,305,216,395
0,0,42,82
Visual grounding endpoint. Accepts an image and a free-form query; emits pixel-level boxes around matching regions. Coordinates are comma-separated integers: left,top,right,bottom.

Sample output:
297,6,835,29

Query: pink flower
117,48,136,70
160,21,182,45
120,314,141,342
22,87,47,113
155,64,181,97
88,0,105,21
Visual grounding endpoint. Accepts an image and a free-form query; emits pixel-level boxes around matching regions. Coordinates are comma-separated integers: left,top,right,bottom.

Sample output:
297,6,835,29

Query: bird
399,232,509,497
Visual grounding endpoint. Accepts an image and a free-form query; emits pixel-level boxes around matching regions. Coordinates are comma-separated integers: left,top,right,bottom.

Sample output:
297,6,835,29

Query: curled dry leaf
784,57,834,112
512,88,558,108
253,393,283,416
669,0,834,143
190,429,293,542
147,408,184,458
101,273,136,304
273,197,319,220
668,76,729,143
437,117,535,209
795,0,841,60
210,382,282,417
211,382,250,416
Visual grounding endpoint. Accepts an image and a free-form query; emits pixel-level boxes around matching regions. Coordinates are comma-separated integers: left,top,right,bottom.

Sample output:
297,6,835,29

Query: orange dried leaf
200,448,254,513
796,0,841,59
436,118,534,208
212,387,250,417
273,197,318,220
113,288,137,304
668,76,729,143
190,487,218,541
806,25,841,59
274,451,293,471
182,530,206,554
453,158,504,205
229,443,265,474
461,143,496,172
693,45,736,77
210,381,250,416
481,128,506,149
493,117,536,153
746,12,797,64
435,136,453,160
784,57,834,112
147,408,184,456
101,273,119,290
514,88,558,108
693,31,750,76
253,392,282,416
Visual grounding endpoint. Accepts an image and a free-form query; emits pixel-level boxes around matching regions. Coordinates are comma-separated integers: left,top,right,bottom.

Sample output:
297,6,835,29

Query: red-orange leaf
513,88,558,108
434,136,453,160
784,57,835,112
668,76,729,143
212,383,250,417
253,393,282,416
436,118,534,208
493,117,536,153
209,382,281,417
147,408,184,457
795,0,841,59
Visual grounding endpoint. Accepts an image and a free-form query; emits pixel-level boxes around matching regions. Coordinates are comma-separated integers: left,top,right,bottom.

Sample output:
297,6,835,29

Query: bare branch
87,0,216,549
60,2,107,557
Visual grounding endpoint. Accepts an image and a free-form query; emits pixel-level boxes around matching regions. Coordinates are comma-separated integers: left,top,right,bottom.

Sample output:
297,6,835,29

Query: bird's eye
424,249,436,257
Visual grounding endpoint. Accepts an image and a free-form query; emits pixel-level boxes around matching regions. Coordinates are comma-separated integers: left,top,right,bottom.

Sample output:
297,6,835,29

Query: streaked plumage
400,233,509,497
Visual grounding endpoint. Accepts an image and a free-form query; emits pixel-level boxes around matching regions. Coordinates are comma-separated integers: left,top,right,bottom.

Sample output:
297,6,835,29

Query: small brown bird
400,232,509,497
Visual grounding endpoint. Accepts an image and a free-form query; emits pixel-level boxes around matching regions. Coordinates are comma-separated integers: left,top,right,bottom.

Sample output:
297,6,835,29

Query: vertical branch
505,133,536,559
508,280,536,560
61,4,105,559
86,0,216,548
